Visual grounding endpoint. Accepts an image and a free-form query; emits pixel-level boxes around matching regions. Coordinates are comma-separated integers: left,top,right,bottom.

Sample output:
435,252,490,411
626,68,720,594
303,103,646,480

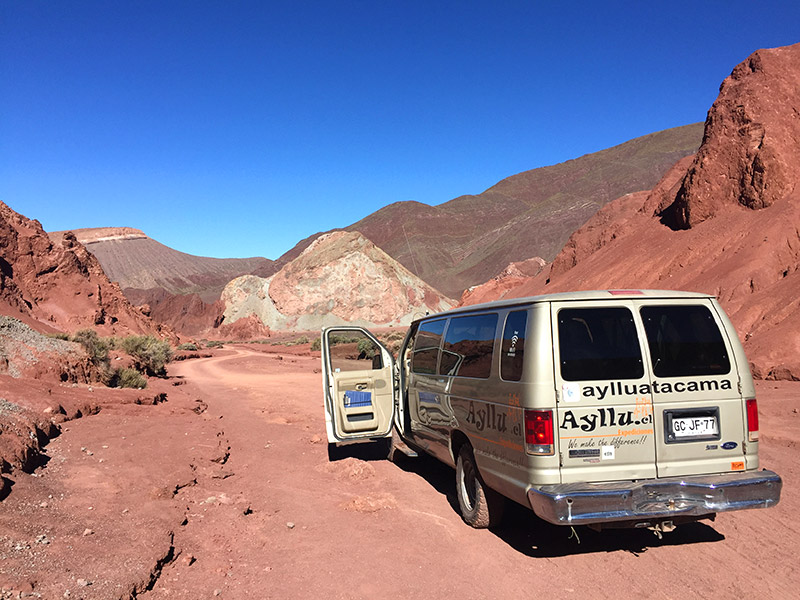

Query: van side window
412,319,446,374
640,305,731,377
558,308,643,381
439,313,497,379
501,310,527,381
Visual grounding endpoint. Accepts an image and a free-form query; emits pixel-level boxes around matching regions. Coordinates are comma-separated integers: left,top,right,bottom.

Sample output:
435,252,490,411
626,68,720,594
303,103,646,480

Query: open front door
322,327,396,444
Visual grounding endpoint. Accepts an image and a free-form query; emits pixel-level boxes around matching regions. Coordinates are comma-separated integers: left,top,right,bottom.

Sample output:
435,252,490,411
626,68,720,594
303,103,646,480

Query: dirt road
2,345,798,598
154,346,800,599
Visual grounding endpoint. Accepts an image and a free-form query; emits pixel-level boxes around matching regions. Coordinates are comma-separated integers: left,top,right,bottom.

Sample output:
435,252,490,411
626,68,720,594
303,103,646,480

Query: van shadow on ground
390,451,725,558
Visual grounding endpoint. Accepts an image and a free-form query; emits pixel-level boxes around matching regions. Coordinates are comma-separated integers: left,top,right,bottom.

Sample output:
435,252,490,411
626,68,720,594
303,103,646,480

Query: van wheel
456,446,504,528
386,429,401,463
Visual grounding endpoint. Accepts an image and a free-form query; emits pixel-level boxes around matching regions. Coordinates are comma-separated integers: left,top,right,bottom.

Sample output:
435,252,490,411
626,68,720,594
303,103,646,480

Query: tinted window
439,314,497,378
640,305,731,377
558,307,643,381
501,310,527,381
412,319,446,374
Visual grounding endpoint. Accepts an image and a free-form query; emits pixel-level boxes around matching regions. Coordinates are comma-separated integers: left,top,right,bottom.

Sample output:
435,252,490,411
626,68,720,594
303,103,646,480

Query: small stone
213,590,222,596
43,407,53,414
39,501,48,508
181,553,195,566
122,508,129,514
82,528,94,536
286,522,295,529
76,578,91,587
88,386,93,392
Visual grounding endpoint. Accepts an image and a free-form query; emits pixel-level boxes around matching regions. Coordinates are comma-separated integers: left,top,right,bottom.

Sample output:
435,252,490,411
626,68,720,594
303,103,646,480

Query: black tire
386,428,402,463
456,445,505,528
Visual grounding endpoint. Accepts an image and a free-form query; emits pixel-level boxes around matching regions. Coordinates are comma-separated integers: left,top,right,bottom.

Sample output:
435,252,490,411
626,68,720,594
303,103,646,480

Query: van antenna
402,222,419,277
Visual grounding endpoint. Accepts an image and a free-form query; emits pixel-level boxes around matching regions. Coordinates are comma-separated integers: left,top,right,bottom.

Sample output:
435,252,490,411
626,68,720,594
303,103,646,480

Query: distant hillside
282,123,704,297
463,43,800,379
49,228,275,303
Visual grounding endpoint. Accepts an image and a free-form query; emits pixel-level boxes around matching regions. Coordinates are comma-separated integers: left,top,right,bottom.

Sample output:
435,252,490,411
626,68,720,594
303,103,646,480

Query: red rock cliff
0,201,172,338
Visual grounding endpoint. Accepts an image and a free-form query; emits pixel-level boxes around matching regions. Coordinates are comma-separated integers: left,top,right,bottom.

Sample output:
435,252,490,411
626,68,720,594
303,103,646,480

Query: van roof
417,289,714,322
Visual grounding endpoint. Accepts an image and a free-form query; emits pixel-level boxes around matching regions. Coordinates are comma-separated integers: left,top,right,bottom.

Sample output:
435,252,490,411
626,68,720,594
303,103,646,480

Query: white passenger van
321,290,781,531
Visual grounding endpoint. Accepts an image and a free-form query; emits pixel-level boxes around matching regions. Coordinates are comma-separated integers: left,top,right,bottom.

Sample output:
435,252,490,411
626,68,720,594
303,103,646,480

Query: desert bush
46,332,70,341
108,367,147,389
71,329,110,365
206,340,224,348
177,342,198,351
119,335,173,377
383,331,406,342
310,338,321,352
327,334,361,346
357,338,376,358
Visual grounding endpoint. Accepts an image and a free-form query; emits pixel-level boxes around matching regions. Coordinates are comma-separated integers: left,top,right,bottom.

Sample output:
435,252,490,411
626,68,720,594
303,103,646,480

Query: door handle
356,383,368,391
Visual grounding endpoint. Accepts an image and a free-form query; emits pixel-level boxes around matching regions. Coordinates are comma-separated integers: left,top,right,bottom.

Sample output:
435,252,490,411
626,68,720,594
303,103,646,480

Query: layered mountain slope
0,202,168,337
49,228,275,302
337,123,703,297
221,231,455,331
464,43,800,378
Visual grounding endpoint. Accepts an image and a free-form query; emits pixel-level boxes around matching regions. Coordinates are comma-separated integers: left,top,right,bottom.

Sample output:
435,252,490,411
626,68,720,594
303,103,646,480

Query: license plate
672,416,719,438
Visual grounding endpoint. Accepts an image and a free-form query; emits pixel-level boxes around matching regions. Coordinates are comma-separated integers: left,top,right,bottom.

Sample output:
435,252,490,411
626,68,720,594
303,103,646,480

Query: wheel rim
460,456,477,511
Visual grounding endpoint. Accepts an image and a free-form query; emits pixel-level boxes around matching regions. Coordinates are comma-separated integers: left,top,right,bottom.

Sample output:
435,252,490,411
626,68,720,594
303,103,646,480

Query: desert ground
1,345,798,599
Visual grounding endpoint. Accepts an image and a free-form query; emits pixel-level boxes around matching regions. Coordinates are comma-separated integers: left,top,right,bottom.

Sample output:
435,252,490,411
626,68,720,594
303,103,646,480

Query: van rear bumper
527,469,782,526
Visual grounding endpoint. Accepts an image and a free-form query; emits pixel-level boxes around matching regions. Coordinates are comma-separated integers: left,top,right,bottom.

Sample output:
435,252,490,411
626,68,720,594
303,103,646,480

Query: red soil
0,347,796,598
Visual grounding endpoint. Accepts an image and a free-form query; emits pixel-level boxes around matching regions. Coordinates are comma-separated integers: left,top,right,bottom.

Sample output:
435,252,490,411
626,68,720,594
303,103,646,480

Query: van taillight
525,409,554,455
746,398,759,442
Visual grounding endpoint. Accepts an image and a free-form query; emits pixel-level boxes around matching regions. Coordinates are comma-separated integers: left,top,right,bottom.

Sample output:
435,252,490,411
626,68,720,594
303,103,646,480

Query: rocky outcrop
461,43,800,379
0,316,95,383
660,44,800,229
221,231,455,331
0,202,171,338
460,257,546,305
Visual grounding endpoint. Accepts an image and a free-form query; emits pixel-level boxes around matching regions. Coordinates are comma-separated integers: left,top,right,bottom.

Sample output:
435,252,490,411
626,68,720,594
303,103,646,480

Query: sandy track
150,347,800,599
1,346,797,599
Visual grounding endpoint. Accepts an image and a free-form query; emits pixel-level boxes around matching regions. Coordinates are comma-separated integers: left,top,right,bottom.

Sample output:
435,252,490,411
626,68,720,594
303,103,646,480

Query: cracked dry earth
2,345,799,599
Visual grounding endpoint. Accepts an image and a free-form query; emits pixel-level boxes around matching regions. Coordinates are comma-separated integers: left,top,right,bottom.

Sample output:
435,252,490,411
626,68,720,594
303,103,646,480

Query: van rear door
322,327,396,443
638,300,747,477
552,301,657,483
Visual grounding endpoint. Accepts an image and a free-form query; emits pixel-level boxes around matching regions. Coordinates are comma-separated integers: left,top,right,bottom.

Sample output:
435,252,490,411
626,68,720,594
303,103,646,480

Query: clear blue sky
2,1,798,260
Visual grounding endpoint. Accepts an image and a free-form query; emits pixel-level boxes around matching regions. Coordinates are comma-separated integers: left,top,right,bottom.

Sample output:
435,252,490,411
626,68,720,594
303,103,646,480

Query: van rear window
640,305,730,377
411,319,446,374
558,307,644,381
439,314,497,379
